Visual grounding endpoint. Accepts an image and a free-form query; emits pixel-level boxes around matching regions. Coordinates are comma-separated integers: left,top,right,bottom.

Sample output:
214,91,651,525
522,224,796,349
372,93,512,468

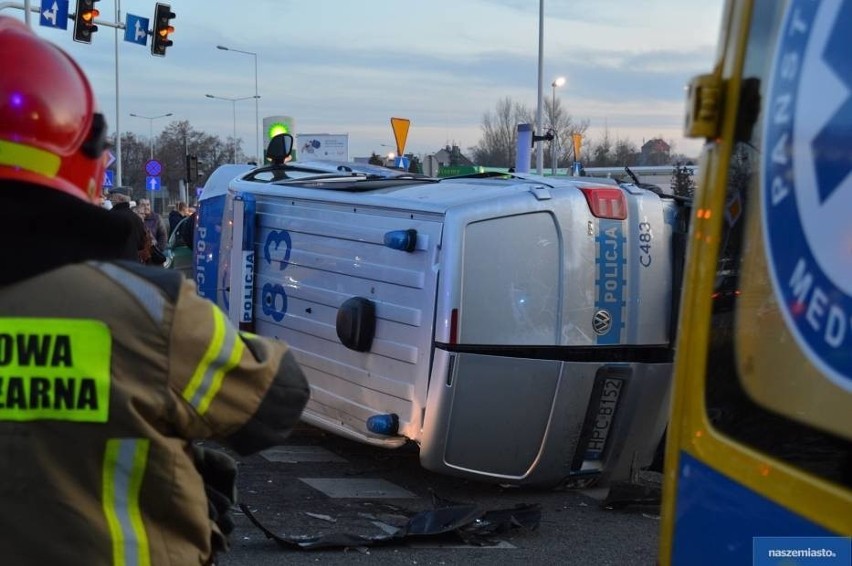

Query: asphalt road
215,424,662,566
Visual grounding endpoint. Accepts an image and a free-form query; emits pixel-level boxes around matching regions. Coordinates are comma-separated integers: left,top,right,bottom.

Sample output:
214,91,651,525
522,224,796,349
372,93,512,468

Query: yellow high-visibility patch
0,318,111,422
0,139,61,177
182,306,244,415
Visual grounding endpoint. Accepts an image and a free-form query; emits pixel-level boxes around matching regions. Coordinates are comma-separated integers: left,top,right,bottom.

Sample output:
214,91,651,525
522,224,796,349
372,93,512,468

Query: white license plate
584,377,624,460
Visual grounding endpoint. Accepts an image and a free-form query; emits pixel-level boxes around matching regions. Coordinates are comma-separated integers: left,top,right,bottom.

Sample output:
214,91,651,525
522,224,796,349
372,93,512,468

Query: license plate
584,377,623,460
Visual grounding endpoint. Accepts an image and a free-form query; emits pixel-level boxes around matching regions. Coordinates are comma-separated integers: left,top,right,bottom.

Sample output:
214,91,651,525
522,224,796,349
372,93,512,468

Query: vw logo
593,309,612,335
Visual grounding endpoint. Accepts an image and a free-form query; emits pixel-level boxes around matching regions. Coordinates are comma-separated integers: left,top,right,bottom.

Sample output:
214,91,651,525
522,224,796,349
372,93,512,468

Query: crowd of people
99,190,197,266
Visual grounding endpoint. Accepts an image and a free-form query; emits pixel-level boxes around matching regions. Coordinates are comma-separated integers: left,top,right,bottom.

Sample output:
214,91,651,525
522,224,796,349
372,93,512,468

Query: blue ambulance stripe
672,452,837,565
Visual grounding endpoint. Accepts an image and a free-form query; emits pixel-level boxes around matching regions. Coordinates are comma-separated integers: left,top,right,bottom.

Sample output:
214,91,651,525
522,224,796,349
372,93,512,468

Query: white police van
193,135,689,486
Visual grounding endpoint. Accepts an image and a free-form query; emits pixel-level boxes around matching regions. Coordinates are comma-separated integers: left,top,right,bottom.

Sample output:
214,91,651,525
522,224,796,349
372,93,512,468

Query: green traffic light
268,122,290,138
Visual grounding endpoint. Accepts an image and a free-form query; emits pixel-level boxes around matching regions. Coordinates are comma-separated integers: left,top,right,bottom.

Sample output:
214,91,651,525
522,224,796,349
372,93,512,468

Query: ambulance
194,135,690,486
659,0,852,563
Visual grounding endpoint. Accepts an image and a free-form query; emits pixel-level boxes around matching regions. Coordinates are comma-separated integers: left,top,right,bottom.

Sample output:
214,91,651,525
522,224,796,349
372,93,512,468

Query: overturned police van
192,134,689,486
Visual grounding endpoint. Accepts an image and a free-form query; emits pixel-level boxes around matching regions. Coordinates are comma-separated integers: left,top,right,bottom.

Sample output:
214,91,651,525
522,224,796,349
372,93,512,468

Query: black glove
192,445,238,551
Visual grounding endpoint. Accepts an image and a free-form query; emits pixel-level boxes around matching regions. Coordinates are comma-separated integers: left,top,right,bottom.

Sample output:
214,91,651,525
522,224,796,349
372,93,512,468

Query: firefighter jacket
0,188,310,566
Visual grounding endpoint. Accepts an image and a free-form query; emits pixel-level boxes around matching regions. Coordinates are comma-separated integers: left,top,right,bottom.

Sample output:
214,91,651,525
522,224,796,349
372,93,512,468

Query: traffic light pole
21,0,31,25
1,2,123,30
114,0,122,187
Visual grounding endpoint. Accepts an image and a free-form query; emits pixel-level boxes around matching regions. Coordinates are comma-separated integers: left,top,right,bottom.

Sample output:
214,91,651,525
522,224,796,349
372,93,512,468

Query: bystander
109,188,149,262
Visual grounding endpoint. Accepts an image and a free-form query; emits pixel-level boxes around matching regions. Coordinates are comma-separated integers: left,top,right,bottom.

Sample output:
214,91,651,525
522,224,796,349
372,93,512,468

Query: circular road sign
145,159,163,177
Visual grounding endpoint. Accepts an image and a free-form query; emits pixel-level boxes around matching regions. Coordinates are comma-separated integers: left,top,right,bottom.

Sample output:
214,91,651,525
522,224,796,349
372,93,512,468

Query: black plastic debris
240,502,541,550
602,480,662,510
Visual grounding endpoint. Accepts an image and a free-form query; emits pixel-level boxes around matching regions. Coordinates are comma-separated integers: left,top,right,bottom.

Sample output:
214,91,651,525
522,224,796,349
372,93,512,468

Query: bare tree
545,97,589,169
589,127,615,167
155,121,233,200
586,129,640,167
470,97,533,167
117,132,150,190
613,138,640,166
469,97,588,169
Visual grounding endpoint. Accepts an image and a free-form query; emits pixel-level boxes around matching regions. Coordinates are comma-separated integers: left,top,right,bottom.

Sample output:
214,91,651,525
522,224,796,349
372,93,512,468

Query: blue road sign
124,14,149,46
393,156,410,170
103,169,114,188
146,176,162,192
39,0,69,30
145,159,163,177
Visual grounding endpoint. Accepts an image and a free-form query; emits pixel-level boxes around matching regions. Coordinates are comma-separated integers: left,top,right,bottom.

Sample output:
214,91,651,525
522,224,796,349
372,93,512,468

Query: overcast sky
23,0,725,161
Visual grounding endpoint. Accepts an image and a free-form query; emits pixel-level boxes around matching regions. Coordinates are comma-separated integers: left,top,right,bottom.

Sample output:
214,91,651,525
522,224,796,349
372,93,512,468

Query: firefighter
0,16,309,566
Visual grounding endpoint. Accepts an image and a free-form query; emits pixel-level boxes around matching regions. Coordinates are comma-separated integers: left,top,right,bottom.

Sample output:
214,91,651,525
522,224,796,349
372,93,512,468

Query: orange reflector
449,308,458,345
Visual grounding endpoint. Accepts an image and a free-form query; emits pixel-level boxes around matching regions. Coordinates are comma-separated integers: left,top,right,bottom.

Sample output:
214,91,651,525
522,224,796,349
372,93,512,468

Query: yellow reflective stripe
0,318,111,422
182,307,245,415
0,139,61,177
102,438,151,566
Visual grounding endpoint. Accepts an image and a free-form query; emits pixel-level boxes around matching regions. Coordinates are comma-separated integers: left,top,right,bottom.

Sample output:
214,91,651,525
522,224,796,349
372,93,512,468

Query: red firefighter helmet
0,16,108,203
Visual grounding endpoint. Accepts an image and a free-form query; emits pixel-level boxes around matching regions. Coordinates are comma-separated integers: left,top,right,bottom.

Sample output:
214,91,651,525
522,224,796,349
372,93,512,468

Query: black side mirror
266,133,294,165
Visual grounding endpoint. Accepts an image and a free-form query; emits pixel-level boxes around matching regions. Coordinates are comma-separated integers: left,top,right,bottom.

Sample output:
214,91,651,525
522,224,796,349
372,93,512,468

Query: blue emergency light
383,229,417,252
366,413,399,436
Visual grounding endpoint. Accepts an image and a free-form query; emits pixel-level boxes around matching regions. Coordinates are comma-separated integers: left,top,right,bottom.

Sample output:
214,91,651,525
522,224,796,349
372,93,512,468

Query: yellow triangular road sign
390,117,410,156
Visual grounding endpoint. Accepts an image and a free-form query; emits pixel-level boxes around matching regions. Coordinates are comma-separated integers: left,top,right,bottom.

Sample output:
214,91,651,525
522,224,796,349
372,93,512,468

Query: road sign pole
115,0,122,187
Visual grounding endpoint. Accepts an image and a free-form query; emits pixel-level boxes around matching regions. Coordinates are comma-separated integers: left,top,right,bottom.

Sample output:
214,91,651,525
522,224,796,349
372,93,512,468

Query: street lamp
535,0,545,175
551,77,566,176
129,112,174,160
217,45,260,162
205,94,260,164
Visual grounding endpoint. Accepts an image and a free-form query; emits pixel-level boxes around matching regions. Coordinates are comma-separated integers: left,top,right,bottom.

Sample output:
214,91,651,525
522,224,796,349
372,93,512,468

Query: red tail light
580,187,627,220
449,308,458,345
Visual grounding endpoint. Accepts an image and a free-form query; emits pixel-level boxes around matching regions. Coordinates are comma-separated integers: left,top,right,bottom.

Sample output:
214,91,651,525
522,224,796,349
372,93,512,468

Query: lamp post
535,0,545,175
129,112,173,160
551,77,565,176
217,45,260,162
205,94,260,163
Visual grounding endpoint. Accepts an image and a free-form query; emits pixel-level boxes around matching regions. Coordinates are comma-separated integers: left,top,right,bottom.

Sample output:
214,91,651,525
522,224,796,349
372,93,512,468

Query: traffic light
186,154,199,182
151,3,175,57
72,0,100,44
